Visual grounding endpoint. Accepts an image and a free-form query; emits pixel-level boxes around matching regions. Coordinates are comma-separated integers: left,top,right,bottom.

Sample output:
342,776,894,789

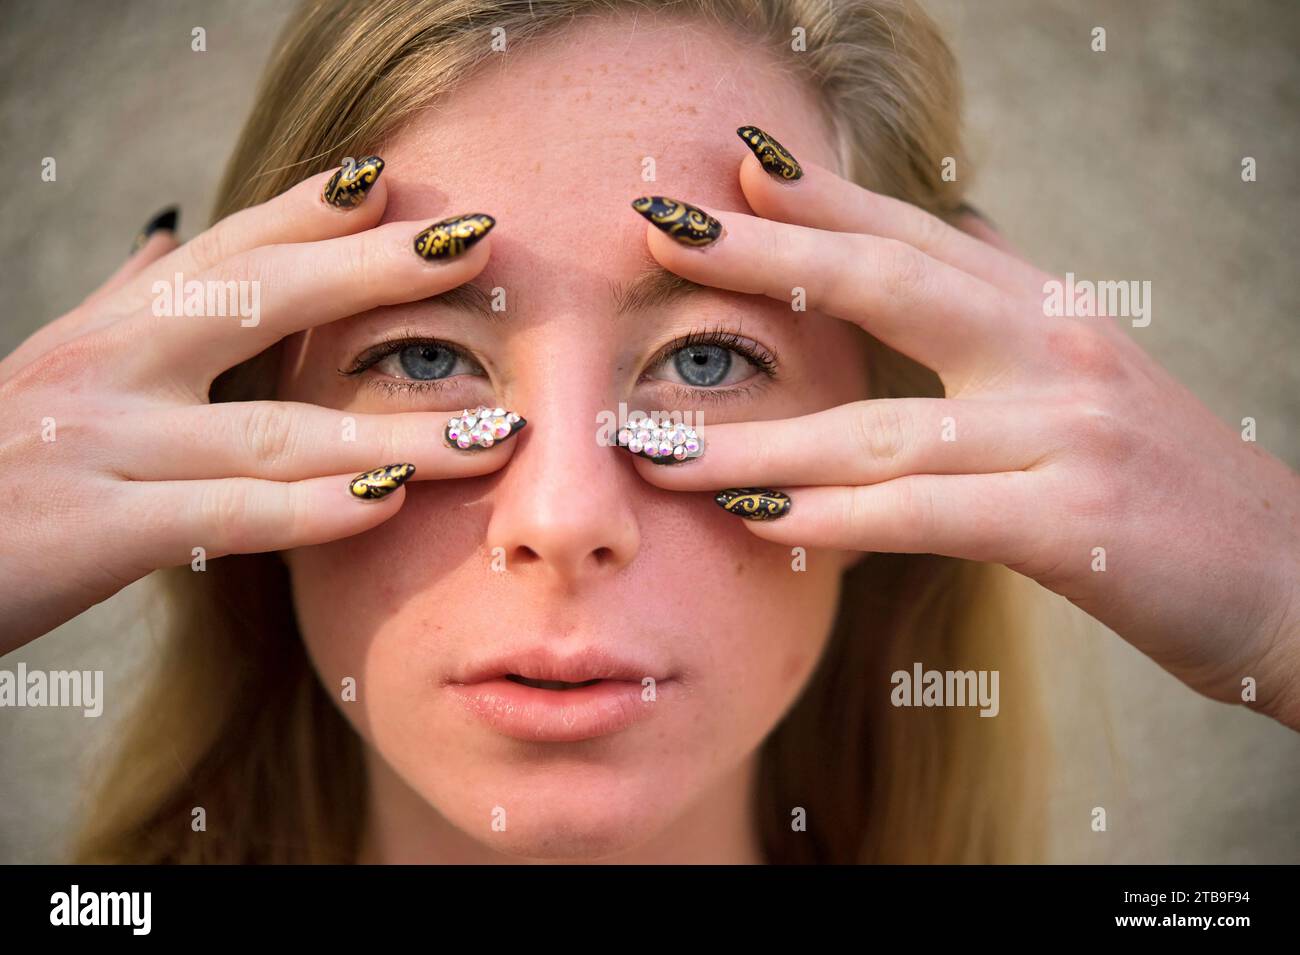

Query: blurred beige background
1,0,1296,863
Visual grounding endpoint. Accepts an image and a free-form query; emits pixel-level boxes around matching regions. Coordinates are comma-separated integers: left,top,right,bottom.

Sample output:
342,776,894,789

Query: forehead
377,12,838,292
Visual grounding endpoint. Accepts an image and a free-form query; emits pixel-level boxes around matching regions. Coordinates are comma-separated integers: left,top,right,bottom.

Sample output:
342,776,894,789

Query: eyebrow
424,261,706,319
423,282,501,321
610,267,706,316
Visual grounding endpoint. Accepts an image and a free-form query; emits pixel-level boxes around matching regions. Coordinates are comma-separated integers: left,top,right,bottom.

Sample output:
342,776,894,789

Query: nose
485,396,641,587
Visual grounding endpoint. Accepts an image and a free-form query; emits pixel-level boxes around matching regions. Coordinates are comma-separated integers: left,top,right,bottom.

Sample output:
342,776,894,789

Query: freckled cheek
283,491,476,708
702,537,841,709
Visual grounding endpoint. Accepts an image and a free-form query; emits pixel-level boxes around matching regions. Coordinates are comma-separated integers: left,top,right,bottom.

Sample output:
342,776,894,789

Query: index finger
633,197,1029,384
110,158,389,317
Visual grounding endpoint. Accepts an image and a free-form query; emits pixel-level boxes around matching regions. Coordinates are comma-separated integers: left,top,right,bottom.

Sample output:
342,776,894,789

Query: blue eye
646,332,772,390
397,343,457,379
370,342,478,381
673,344,732,387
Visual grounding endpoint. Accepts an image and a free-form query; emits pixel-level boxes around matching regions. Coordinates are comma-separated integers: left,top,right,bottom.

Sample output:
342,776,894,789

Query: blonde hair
73,0,1047,864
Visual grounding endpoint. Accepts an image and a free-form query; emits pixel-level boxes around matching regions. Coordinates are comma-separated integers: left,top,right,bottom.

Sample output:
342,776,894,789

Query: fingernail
413,213,496,260
322,155,385,209
445,406,526,451
349,463,416,500
130,205,179,254
736,126,803,181
955,201,997,230
615,414,704,464
630,197,722,247
714,488,791,520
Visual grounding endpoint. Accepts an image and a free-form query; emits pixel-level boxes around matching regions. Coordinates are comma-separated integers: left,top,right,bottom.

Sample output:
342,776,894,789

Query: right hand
0,162,508,652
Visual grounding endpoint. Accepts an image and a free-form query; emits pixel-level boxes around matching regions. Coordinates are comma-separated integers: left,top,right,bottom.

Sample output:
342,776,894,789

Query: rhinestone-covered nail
349,463,416,500
445,406,526,451
714,488,791,520
615,413,704,465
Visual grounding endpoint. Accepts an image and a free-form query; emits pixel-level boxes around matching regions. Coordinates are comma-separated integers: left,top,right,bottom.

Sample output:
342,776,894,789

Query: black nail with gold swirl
322,156,385,209
736,126,803,181
349,463,416,500
630,197,723,247
714,488,791,521
413,213,496,260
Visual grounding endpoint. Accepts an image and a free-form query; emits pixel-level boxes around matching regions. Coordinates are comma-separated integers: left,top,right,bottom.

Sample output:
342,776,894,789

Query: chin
428,764,680,861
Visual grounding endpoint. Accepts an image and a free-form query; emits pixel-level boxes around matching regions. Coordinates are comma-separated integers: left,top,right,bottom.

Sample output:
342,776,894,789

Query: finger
89,208,183,305
121,468,415,563
114,214,497,391
1,211,182,379
636,199,1028,384
949,203,1020,256
735,139,1044,295
623,399,1049,490
717,472,1042,566
5,159,381,379
115,401,526,481
129,160,387,298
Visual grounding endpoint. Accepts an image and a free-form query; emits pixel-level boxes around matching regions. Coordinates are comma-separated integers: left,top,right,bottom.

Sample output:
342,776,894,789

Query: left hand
629,147,1300,730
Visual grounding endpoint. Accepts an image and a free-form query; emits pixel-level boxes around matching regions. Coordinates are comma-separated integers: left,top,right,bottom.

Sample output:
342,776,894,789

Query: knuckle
1064,402,1133,458
203,480,257,554
760,224,798,299
2,336,103,393
239,403,296,468
876,238,931,304
851,400,909,463
350,235,378,290
1045,322,1125,380
843,484,874,532
911,209,948,252
1062,466,1125,523
894,479,937,541
188,224,232,269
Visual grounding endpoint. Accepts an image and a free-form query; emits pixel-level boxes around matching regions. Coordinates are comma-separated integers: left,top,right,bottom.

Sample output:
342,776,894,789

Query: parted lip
449,645,667,686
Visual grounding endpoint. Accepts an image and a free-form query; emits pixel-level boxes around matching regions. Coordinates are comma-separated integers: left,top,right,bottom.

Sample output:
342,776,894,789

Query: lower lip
448,677,664,742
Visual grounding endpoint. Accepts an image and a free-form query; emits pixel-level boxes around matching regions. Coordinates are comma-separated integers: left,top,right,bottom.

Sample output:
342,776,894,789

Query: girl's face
278,14,869,862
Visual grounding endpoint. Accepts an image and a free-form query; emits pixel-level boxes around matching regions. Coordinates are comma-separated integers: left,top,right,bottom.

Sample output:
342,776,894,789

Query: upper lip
451,645,667,686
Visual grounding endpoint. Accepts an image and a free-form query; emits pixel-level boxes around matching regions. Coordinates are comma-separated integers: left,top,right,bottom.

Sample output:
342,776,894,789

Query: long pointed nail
322,155,385,208
714,488,791,520
413,213,496,260
736,126,803,181
615,414,704,464
130,205,179,254
630,197,722,247
445,406,526,451
349,463,416,500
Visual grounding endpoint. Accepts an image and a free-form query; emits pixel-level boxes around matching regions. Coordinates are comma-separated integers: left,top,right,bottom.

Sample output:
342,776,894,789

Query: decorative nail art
413,213,496,260
130,205,179,254
322,155,385,208
445,406,526,451
630,197,722,247
615,414,703,465
714,488,791,520
736,126,803,181
349,463,416,500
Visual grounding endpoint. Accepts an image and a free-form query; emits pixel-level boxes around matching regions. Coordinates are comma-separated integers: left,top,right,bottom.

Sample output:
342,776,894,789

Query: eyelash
339,326,780,397
640,326,778,404
339,332,473,396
